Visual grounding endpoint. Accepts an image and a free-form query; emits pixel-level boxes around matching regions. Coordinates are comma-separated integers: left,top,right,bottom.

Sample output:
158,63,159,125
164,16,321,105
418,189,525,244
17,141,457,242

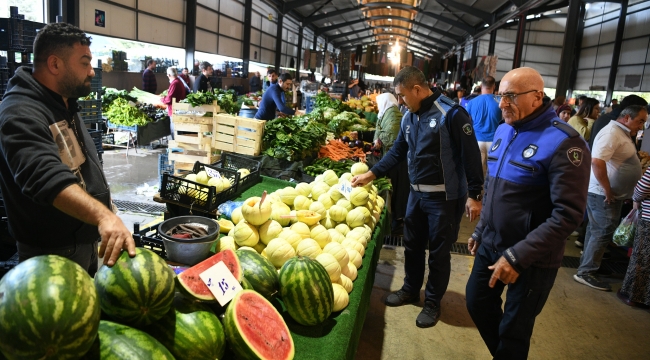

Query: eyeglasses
497,90,541,104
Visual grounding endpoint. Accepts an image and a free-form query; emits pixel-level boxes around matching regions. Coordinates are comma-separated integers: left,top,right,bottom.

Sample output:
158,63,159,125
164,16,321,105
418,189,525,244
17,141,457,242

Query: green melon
0,255,100,360
236,249,280,300
279,256,334,326
94,248,175,327
224,290,294,360
143,293,226,360
83,320,174,359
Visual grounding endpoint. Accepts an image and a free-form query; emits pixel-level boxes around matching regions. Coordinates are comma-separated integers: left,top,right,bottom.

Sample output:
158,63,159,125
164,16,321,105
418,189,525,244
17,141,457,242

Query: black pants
401,190,465,305
466,244,558,360
18,241,99,277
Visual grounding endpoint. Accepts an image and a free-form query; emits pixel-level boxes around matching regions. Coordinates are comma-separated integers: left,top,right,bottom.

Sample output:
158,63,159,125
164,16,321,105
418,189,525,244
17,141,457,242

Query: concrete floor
102,147,650,360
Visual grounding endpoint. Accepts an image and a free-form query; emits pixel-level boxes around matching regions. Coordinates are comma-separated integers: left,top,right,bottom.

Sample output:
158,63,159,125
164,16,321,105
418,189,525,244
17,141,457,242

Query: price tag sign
338,180,352,201
205,167,222,179
199,261,242,306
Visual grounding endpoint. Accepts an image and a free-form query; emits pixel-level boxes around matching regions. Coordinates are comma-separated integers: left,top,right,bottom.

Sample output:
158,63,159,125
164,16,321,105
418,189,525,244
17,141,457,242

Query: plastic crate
88,130,104,154
78,99,103,124
158,153,175,188
160,161,240,213
102,133,114,146
91,69,102,93
212,152,261,195
132,223,167,259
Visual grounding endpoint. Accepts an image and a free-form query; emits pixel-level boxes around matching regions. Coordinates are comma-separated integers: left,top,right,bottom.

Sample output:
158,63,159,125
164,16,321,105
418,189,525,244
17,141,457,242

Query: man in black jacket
352,66,484,328
0,23,135,275
465,67,591,359
193,61,214,93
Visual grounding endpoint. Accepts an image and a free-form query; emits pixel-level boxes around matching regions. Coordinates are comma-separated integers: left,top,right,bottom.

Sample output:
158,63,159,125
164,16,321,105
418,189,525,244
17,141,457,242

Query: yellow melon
332,283,349,312
296,238,322,259
241,196,272,226
233,221,259,247
259,219,283,245
316,253,341,282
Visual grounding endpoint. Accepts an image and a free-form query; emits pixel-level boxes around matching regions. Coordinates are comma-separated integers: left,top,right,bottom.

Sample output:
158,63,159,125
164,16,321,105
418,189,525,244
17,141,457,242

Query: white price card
205,167,222,179
338,180,353,201
199,261,242,306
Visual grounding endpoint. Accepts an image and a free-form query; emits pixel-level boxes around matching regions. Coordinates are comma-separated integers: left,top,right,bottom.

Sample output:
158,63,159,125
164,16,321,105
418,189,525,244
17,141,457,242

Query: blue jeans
466,244,558,359
401,190,465,305
577,193,623,275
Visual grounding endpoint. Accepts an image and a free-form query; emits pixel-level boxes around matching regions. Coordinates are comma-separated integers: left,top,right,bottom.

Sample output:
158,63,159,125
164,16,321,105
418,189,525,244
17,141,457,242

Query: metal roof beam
339,34,435,54
316,18,367,35
436,0,493,23
328,28,373,41
368,24,454,48
283,0,325,13
305,7,358,23
418,10,475,34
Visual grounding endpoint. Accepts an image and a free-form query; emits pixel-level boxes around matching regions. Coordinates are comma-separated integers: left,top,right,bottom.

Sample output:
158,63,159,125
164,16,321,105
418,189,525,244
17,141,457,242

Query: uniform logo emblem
522,144,538,159
429,118,437,128
491,139,501,152
567,147,583,167
462,124,473,135
405,125,410,134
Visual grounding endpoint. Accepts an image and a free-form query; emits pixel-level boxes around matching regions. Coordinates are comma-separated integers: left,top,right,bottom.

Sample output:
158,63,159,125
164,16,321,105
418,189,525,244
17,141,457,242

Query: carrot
318,139,366,162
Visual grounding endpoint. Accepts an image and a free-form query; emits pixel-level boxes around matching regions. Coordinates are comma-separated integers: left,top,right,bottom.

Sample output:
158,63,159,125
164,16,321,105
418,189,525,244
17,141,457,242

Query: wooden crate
171,122,213,152
212,114,265,156
173,99,220,116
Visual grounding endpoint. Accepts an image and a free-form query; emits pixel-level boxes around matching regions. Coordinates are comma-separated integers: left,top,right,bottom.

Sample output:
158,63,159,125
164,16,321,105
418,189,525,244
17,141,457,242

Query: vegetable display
104,98,152,126
263,116,328,161
182,89,241,114
101,87,137,110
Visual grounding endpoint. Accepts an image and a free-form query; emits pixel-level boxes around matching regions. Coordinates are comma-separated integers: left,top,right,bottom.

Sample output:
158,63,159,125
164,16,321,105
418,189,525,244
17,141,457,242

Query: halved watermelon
177,249,242,302
224,290,294,360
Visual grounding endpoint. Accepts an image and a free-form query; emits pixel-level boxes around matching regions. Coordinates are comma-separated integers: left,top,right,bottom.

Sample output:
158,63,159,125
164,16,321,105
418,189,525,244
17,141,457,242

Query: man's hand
488,256,519,288
604,189,616,204
465,198,482,222
351,171,376,187
467,237,479,256
98,213,136,266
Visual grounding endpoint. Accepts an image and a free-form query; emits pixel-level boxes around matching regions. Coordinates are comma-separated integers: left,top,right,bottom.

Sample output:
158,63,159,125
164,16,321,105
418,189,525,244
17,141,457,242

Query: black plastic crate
88,130,104,154
78,99,102,124
158,153,175,188
160,161,240,213
91,69,102,92
132,223,167,259
212,152,261,195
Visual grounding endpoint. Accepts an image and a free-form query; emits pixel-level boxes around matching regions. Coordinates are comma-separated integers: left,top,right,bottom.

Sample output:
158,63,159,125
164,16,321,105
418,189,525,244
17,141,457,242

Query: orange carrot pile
319,139,366,162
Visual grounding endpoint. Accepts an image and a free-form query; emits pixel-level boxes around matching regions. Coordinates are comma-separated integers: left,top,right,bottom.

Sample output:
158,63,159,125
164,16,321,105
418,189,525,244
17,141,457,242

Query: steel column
488,30,497,55
457,48,464,82
185,0,197,71
605,0,628,105
275,13,283,71
296,27,303,76
513,12,527,69
556,0,585,99
242,0,252,75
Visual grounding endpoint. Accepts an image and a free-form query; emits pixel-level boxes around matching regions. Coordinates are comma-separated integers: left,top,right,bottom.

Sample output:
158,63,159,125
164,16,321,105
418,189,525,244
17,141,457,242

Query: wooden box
212,114,265,156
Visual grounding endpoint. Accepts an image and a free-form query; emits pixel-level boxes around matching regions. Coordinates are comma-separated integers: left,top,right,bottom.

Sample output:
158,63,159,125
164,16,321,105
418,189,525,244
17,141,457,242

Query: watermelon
279,256,334,326
177,249,242,302
0,255,100,360
224,290,294,360
236,249,280,299
143,293,226,360
83,320,174,359
94,248,175,327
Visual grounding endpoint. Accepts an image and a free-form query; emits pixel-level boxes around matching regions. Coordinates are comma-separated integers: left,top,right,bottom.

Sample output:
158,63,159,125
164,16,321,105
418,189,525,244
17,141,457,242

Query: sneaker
575,240,584,248
573,274,612,291
416,301,441,328
384,289,419,307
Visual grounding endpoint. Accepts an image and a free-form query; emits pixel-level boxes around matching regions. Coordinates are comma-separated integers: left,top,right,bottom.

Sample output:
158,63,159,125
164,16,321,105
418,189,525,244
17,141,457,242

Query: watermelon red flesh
177,249,242,301
224,290,294,360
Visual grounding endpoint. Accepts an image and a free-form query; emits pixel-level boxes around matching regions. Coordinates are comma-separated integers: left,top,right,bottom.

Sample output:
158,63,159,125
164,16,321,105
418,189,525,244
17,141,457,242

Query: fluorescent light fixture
388,18,392,21
555,10,561,13
526,14,534,19
387,6,391,9
507,19,514,23
484,24,489,27
447,71,451,74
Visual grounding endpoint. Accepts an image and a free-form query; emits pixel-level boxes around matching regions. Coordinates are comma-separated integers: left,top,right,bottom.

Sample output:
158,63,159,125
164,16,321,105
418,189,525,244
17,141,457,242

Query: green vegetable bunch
262,116,327,161
105,98,151,127
304,158,355,177
102,87,137,111
327,111,365,136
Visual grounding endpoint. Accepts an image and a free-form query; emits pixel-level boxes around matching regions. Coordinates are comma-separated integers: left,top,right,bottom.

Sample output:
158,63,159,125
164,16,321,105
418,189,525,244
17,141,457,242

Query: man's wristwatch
469,194,483,201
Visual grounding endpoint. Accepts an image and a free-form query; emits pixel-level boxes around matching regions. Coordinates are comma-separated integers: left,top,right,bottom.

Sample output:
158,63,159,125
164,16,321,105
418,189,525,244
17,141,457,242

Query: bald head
498,67,545,125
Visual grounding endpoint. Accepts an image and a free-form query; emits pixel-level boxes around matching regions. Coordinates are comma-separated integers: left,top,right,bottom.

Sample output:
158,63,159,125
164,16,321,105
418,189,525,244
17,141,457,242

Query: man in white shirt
574,105,648,291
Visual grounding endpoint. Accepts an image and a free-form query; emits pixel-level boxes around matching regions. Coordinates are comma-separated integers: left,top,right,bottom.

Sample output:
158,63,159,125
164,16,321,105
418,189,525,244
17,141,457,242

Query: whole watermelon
236,249,279,299
0,255,100,360
279,256,334,326
83,320,174,359
95,248,175,327
143,293,226,360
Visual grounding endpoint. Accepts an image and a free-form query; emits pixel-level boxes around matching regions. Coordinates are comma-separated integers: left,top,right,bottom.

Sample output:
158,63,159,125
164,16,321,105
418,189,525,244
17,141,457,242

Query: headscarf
556,104,572,118
376,93,399,119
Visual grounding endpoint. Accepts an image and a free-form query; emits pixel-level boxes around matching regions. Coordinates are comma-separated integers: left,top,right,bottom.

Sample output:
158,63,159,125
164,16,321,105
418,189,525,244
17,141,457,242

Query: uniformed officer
352,66,484,328
465,67,591,359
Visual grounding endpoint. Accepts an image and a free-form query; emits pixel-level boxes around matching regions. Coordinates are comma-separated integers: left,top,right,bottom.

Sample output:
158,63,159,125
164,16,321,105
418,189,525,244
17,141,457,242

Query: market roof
275,0,568,57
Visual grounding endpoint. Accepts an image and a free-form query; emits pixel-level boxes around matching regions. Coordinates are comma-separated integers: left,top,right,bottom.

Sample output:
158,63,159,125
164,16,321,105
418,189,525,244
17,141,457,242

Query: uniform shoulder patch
462,123,473,135
553,120,580,138
567,147,584,167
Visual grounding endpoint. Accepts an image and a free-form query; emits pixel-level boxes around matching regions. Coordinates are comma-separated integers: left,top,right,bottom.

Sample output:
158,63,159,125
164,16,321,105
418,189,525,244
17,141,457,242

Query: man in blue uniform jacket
352,66,484,328
254,73,295,120
465,67,591,359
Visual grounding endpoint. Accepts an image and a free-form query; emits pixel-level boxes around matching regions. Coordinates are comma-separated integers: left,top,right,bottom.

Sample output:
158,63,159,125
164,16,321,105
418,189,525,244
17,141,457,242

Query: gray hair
393,66,427,88
618,105,647,120
167,67,178,77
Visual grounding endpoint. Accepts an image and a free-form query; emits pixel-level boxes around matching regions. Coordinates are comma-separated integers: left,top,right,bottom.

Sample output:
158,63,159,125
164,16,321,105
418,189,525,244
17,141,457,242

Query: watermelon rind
94,248,175,327
143,293,226,360
236,249,280,300
224,290,295,360
279,256,334,326
177,249,242,302
0,255,100,360
83,320,175,359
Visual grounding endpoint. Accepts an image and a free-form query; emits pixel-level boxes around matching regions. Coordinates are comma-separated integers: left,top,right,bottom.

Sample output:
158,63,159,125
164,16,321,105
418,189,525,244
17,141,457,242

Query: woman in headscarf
556,103,572,122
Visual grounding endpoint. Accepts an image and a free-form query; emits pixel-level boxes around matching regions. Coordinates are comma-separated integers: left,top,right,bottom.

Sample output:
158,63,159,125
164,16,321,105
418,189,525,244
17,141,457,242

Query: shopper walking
466,76,502,175
465,67,591,359
352,66,484,328
193,61,214,93
161,67,187,139
142,59,157,94
619,167,650,307
574,105,647,291
178,67,191,93
254,73,295,120
0,23,135,275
